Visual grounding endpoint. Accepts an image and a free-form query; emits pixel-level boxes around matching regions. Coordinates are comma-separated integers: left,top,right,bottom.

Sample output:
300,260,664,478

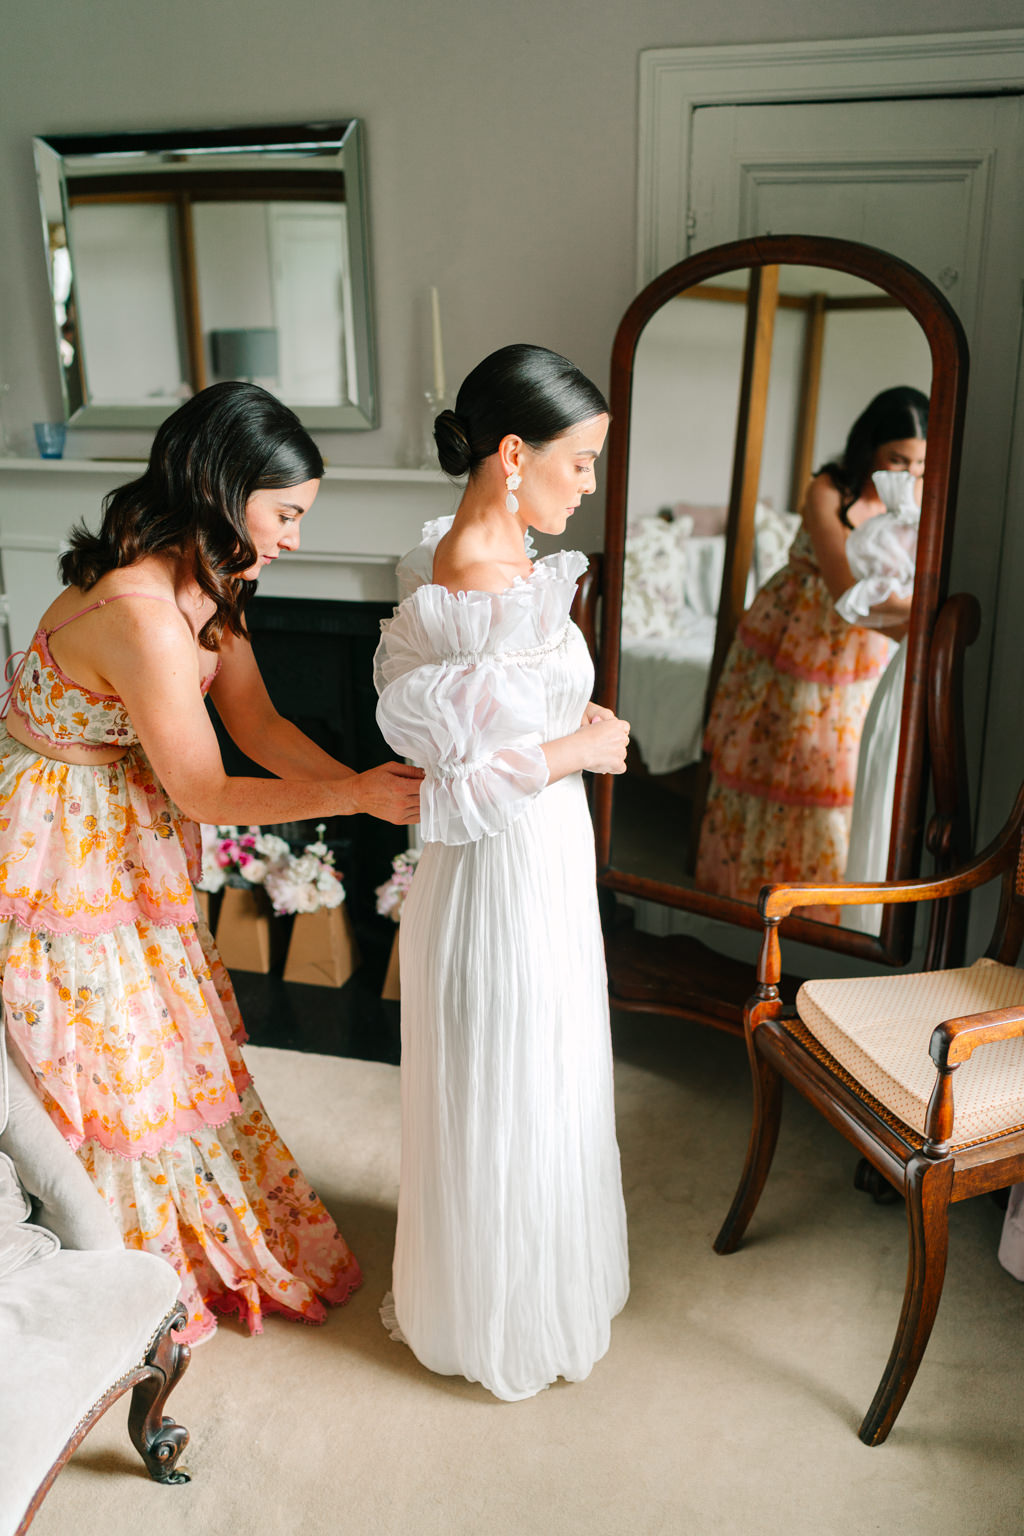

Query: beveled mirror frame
33,120,377,430
593,235,969,967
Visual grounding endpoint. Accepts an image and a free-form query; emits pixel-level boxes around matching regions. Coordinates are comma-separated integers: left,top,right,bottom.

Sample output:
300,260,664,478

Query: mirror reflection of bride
695,386,928,922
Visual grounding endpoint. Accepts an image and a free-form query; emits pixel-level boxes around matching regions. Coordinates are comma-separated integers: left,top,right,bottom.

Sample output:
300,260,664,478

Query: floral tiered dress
0,596,361,1342
696,522,893,917
374,520,629,1401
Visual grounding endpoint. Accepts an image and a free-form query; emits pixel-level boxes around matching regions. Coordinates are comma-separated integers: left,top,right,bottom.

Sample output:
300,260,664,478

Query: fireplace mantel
0,458,459,651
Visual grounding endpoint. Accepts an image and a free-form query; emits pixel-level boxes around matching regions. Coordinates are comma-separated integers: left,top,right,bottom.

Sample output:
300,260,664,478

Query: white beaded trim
444,621,571,669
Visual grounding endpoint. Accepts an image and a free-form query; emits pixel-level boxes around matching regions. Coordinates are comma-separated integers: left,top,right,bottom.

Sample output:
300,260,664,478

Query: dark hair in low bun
59,382,323,649
434,344,608,478
433,409,474,478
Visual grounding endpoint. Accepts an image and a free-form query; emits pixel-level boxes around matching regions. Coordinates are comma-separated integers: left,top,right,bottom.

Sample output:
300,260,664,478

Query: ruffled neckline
396,515,585,605
380,518,588,670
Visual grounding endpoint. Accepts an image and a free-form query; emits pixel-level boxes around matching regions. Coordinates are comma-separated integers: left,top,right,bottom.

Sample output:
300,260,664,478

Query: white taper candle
430,286,446,400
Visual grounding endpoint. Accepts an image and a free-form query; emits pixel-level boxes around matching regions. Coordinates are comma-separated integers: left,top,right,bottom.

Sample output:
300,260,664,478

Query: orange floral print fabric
697,527,892,915
0,643,360,1342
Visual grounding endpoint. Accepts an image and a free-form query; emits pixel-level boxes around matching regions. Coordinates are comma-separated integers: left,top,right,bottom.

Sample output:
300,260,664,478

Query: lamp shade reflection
210,327,279,382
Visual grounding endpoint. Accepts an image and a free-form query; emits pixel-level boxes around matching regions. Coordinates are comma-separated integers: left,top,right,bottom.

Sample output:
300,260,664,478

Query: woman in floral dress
0,382,422,1341
696,386,927,919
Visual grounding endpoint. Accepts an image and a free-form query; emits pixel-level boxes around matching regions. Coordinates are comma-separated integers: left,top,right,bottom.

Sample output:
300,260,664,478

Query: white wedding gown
373,518,629,1401
836,471,918,935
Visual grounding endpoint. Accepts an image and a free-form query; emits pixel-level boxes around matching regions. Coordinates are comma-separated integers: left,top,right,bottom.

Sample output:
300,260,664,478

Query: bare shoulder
799,472,843,526
432,537,530,596
441,560,530,596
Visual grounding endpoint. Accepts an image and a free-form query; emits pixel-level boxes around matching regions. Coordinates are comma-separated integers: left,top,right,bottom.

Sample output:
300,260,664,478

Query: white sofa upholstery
0,1025,188,1536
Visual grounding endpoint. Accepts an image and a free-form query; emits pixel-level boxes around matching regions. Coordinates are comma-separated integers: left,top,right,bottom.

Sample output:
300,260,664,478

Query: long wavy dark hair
59,382,323,649
817,385,929,527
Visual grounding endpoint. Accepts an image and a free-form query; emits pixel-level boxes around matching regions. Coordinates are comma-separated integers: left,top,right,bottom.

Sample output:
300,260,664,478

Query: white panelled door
689,96,1024,910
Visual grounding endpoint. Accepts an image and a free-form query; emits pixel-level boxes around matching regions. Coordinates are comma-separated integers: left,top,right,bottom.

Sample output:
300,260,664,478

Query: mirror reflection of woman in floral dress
696,386,927,920
0,383,422,1342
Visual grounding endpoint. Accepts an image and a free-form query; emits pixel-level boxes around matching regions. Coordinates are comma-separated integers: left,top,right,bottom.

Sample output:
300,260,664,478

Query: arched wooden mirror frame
592,234,969,974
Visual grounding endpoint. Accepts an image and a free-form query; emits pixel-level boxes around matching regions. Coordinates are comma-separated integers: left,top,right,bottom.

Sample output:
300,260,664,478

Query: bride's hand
580,716,630,775
581,701,615,726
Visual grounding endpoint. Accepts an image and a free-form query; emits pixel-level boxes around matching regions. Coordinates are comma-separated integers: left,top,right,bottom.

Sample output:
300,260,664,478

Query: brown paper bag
381,928,401,1001
215,885,279,973
283,904,360,988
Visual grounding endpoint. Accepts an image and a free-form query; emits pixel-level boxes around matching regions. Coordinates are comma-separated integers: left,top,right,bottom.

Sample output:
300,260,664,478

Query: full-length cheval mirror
591,236,969,1022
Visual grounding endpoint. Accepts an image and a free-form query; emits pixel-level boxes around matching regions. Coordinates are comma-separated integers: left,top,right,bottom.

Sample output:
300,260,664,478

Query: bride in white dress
373,344,631,1400
837,467,921,934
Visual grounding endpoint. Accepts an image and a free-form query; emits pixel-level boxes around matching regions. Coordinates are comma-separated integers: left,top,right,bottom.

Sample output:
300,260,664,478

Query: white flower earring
505,471,522,514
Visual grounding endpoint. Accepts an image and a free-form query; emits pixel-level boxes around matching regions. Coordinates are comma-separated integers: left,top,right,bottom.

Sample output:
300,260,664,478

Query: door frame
638,29,1024,285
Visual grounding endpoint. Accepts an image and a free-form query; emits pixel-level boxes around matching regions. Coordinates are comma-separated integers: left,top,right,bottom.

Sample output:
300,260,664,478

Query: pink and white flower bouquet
375,848,421,923
264,826,345,916
197,823,344,915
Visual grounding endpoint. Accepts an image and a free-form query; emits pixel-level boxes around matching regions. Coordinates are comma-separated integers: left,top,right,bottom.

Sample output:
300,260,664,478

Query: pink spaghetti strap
46,591,178,638
0,650,27,718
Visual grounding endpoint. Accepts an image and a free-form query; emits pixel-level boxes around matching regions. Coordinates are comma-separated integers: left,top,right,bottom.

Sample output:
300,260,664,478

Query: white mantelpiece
0,459,458,652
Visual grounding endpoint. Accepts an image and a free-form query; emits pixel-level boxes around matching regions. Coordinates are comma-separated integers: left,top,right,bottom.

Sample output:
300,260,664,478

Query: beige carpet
32,1017,1024,1536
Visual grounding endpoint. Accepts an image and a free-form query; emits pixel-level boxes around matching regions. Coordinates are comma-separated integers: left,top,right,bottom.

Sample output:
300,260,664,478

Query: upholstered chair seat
714,771,1024,1446
795,959,1024,1147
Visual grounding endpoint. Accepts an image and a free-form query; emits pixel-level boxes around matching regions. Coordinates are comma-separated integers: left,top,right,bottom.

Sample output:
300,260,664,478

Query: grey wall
2,0,1022,552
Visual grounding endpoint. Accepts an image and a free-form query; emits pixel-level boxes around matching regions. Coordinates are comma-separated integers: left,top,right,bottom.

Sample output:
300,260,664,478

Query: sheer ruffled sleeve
375,649,550,845
373,552,587,845
836,470,920,626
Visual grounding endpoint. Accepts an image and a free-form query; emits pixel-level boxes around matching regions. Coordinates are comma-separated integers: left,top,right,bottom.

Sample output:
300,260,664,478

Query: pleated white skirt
386,773,629,1400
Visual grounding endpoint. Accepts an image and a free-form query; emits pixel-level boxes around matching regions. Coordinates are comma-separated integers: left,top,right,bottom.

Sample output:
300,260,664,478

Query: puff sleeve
374,599,551,846
836,470,920,626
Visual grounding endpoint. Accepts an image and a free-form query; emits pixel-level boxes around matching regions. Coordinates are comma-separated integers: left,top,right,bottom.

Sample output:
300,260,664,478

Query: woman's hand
346,762,424,824
541,712,630,783
578,714,630,775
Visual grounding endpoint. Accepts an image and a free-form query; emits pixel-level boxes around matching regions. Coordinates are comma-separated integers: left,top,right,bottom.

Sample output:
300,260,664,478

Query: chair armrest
760,777,1024,922
759,876,961,921
930,1003,1024,1068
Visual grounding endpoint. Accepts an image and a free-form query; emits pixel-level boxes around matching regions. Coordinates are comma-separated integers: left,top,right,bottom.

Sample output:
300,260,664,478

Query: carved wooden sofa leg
15,1302,192,1534
128,1302,192,1484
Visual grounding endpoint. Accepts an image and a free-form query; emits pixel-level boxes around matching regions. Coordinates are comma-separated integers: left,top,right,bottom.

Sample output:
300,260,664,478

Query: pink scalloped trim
50,1075,255,1161
173,1256,364,1344
0,893,198,938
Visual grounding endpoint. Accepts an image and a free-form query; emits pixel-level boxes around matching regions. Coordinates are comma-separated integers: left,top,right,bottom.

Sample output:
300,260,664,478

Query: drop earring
505,471,522,514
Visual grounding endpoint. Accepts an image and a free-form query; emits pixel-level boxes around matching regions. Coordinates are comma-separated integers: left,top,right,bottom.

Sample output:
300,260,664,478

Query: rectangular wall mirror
33,121,377,430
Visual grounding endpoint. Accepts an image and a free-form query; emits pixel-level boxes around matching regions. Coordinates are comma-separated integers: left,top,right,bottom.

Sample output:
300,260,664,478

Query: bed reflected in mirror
608,261,932,933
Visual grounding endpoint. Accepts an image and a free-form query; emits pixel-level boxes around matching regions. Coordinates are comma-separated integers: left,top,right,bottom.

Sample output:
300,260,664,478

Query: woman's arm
209,629,354,781
802,477,913,634
800,476,859,602
94,603,422,825
542,715,629,783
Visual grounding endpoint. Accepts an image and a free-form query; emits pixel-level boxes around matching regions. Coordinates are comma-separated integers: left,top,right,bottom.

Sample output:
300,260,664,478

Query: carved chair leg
714,1046,783,1255
858,1154,954,1446
127,1303,192,1484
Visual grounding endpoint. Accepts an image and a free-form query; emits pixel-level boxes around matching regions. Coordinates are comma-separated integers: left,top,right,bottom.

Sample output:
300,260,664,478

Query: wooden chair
714,772,1024,1444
